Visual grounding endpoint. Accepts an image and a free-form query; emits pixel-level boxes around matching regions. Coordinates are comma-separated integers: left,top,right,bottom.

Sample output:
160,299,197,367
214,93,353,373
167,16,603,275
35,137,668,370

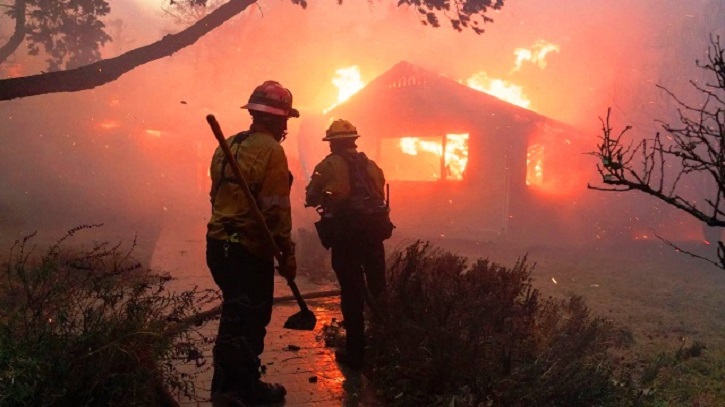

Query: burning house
297,61,591,243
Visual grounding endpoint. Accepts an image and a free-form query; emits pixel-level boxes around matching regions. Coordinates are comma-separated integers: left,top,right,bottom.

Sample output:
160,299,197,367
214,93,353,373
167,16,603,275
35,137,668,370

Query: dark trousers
330,236,386,359
206,238,274,394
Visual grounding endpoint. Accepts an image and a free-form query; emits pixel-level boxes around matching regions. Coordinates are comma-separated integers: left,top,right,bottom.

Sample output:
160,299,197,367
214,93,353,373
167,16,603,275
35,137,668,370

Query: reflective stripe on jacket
305,148,385,214
207,130,292,258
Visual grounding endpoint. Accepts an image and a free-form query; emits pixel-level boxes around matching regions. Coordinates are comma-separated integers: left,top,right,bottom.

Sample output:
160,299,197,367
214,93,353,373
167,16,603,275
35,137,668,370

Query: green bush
366,241,641,406
0,225,219,406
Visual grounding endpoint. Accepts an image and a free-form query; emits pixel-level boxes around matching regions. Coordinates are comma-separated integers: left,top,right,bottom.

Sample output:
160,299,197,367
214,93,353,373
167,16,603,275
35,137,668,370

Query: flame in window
324,66,365,113
398,134,469,180
445,134,469,179
465,72,531,110
526,144,544,186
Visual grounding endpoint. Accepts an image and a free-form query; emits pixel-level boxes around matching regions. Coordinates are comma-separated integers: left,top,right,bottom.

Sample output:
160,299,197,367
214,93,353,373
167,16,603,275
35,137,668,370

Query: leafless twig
587,34,725,269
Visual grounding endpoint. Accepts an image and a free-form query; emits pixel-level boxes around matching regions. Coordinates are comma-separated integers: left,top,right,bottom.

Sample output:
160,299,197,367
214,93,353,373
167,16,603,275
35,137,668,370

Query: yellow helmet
323,119,360,141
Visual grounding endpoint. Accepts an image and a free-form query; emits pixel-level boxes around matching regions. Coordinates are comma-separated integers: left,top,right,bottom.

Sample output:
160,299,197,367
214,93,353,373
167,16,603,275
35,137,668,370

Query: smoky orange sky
0,0,723,250
114,0,723,130
111,0,723,191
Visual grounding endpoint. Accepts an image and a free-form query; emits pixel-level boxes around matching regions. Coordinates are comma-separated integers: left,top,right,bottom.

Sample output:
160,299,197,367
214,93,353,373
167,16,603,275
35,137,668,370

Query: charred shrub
367,241,637,406
0,225,219,406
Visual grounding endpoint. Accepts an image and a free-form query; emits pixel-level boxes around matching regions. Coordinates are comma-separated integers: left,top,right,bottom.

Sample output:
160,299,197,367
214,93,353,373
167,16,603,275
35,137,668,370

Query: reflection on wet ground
176,296,381,406
151,230,380,406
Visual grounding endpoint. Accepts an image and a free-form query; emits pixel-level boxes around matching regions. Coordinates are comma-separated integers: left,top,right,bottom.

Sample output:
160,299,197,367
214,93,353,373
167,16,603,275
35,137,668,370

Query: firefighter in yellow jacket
207,80,297,406
305,119,393,370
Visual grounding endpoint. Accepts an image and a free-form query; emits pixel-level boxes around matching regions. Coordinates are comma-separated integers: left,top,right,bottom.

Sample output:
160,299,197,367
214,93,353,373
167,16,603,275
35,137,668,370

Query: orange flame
444,134,469,179
526,144,544,186
465,72,532,110
324,66,365,113
513,40,560,71
399,134,469,180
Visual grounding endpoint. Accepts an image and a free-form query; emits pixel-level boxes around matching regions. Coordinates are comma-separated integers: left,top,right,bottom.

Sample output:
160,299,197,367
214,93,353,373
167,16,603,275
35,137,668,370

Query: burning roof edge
328,60,581,136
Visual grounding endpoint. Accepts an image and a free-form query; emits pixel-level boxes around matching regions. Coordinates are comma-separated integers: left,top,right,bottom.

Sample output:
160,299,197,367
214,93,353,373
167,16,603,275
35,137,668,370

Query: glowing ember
98,120,120,130
526,144,544,186
4,63,23,78
466,72,531,109
513,40,560,71
399,134,469,180
324,66,365,113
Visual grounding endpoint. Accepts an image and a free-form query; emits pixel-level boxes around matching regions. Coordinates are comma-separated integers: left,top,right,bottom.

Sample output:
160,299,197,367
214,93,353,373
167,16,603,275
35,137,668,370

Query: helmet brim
242,103,300,118
322,134,361,141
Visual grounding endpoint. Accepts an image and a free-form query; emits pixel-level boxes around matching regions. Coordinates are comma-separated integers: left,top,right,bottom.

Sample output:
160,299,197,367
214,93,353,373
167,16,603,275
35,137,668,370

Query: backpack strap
211,131,252,203
340,152,388,214
341,152,373,198
338,152,394,240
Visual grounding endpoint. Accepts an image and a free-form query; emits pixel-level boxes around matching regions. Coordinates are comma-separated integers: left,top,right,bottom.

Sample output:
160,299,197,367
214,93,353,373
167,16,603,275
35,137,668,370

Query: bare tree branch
0,0,255,100
0,0,26,65
651,228,725,270
588,35,725,269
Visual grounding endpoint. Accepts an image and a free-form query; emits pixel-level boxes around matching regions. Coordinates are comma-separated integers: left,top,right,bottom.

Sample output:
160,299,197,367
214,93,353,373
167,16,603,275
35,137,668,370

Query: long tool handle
206,114,309,313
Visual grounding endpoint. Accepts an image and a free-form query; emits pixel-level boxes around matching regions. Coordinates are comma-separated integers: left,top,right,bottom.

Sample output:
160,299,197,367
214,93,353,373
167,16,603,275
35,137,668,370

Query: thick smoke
0,0,723,257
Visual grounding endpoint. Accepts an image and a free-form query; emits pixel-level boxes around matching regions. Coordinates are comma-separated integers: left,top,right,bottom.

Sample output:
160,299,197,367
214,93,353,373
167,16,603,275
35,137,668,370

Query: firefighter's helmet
323,119,360,141
242,80,300,118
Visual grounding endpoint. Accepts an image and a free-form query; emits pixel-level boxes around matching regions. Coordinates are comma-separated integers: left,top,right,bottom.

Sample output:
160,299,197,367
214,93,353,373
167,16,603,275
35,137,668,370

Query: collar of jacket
249,122,277,139
332,147,358,157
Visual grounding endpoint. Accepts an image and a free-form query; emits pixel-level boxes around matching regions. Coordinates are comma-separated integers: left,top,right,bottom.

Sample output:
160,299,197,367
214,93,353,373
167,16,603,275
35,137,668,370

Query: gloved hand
277,250,297,280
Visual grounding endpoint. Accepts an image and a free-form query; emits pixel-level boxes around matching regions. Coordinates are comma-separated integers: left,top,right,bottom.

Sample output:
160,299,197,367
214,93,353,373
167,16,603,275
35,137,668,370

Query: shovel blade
284,309,316,331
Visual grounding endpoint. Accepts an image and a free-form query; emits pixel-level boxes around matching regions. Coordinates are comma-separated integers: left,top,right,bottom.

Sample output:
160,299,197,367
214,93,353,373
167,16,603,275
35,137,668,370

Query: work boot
241,380,287,405
335,348,364,371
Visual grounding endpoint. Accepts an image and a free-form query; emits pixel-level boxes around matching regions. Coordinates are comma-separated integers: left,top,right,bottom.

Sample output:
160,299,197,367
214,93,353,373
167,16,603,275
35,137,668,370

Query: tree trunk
0,0,254,101
0,0,27,65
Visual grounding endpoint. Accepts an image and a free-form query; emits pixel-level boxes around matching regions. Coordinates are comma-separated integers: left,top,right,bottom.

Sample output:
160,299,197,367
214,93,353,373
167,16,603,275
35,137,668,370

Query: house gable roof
327,61,552,137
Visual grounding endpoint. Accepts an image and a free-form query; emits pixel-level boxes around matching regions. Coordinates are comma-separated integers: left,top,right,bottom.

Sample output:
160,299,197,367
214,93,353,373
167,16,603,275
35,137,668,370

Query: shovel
206,114,316,331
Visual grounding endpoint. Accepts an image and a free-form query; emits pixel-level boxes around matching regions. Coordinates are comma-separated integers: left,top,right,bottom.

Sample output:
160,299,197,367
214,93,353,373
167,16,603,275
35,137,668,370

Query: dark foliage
365,241,641,406
0,0,504,99
5,0,112,70
0,225,219,406
399,0,503,34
